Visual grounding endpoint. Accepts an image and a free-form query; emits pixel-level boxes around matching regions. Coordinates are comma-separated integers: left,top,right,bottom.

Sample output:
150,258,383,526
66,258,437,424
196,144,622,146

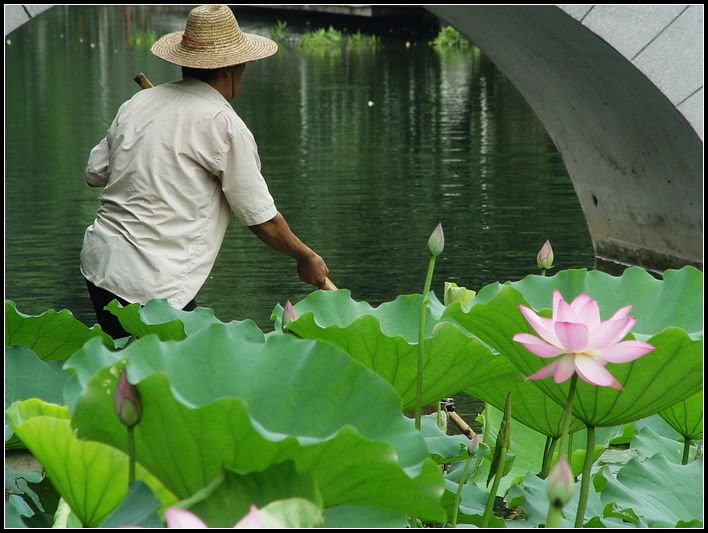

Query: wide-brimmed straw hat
151,5,277,69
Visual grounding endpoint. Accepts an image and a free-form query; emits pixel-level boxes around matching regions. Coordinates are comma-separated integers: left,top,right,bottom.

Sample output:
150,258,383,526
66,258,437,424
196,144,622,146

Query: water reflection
5,6,593,336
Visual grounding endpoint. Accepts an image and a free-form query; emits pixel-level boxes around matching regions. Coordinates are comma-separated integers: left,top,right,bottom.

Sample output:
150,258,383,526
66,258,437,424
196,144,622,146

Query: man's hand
297,253,329,288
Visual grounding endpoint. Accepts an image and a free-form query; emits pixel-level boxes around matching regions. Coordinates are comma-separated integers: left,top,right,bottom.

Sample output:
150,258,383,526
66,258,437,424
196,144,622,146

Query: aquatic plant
298,26,343,53
268,20,289,43
128,30,157,49
430,25,471,49
4,260,702,528
347,30,380,51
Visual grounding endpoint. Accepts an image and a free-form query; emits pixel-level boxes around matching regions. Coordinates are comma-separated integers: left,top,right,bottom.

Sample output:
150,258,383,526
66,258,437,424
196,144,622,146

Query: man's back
81,78,276,308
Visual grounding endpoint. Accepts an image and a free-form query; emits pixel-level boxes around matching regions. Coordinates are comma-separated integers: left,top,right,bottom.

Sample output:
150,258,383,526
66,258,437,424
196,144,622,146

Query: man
81,5,329,338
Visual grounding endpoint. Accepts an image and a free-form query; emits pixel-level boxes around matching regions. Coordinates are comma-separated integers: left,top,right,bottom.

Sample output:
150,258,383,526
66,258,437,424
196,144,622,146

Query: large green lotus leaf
323,505,408,528
99,481,162,528
5,300,113,360
181,464,322,528
6,399,177,528
62,337,127,412
630,425,699,465
659,390,703,440
461,350,585,437
445,285,703,427
271,290,445,342
594,454,703,527
69,324,446,521
61,318,266,411
507,471,608,528
6,346,67,409
257,498,324,528
481,404,602,489
472,266,702,337
420,416,469,464
274,291,484,409
5,346,70,448
440,479,506,528
105,299,263,343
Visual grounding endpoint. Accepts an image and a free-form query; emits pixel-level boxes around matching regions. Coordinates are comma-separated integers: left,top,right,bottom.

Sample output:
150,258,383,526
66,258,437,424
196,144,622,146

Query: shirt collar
172,77,230,106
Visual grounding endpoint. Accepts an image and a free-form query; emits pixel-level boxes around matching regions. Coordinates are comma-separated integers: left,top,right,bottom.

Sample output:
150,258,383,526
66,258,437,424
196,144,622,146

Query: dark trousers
85,278,196,340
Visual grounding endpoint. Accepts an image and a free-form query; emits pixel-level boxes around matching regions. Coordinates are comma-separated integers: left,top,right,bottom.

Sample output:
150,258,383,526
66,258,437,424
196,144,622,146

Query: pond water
5,6,594,422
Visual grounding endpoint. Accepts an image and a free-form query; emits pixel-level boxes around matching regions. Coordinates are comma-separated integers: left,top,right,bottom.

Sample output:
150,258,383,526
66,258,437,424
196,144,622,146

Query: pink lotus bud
468,433,482,455
163,508,208,528
234,505,262,528
546,457,574,507
282,300,297,330
427,223,445,257
537,240,554,270
114,369,142,428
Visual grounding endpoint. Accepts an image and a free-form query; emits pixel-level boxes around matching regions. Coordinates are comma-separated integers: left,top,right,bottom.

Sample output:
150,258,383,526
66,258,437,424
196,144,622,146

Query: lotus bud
537,240,554,271
546,457,574,508
282,300,297,330
467,433,482,456
444,282,476,309
114,369,142,428
427,223,445,257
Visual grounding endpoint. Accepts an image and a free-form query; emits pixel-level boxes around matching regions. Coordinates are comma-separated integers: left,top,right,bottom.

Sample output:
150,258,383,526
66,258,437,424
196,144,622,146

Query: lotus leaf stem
128,425,136,486
451,453,473,528
540,437,558,478
574,425,595,528
682,438,692,465
481,450,505,527
415,255,436,430
556,374,578,466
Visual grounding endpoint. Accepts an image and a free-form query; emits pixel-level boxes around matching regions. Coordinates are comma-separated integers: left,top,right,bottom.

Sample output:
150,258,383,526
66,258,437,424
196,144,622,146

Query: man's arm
248,212,329,288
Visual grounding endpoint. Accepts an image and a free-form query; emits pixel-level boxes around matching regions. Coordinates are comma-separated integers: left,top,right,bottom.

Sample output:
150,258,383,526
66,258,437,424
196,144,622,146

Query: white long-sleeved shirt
80,78,277,308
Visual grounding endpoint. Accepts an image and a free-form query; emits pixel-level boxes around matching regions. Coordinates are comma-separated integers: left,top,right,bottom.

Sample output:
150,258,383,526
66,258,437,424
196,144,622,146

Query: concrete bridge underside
427,5,703,271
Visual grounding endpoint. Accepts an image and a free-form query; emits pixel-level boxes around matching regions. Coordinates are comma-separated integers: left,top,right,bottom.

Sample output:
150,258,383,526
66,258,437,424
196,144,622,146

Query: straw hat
151,5,277,69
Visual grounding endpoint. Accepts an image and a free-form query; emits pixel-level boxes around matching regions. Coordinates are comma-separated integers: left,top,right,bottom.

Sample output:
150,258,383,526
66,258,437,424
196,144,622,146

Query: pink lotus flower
162,506,261,528
513,290,655,390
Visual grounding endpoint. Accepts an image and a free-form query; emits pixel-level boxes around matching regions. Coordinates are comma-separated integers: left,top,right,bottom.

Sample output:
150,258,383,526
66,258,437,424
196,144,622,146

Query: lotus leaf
507,471,606,527
6,346,67,410
273,291,486,409
445,272,702,427
5,345,70,448
630,425,699,464
257,498,324,528
6,399,177,527
659,390,703,441
323,505,408,528
99,482,162,528
179,463,322,527
594,454,703,527
461,350,585,437
441,479,506,527
472,266,702,337
5,300,113,360
68,323,446,521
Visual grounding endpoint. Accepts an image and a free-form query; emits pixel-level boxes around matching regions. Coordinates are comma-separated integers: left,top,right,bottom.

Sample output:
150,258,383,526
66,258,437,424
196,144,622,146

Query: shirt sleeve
210,117,277,226
85,137,110,187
